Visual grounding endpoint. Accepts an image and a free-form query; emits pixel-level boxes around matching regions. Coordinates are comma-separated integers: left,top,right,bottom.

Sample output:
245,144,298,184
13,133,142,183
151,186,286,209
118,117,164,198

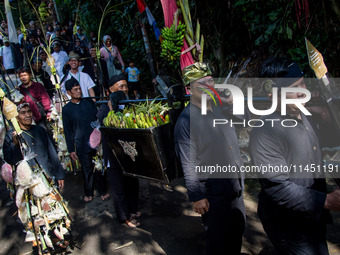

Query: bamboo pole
139,18,158,95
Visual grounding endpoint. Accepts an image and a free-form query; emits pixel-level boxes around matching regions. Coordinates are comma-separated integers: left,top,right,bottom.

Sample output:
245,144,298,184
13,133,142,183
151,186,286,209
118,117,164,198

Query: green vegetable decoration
73,24,78,35
103,100,171,129
160,22,186,62
20,18,27,41
179,0,204,62
96,46,101,60
38,2,50,21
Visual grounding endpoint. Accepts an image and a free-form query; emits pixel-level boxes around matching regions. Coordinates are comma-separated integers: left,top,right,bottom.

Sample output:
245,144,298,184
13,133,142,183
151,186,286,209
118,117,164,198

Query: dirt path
0,174,339,255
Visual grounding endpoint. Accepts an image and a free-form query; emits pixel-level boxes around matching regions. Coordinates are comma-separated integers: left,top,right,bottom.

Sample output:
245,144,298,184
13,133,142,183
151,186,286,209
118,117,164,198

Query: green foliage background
195,0,340,77
1,0,340,86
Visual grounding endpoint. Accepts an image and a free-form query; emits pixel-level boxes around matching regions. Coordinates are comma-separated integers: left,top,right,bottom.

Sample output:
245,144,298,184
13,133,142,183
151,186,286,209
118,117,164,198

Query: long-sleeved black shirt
82,58,109,90
174,103,244,202
62,99,97,156
249,111,331,234
3,125,65,181
97,104,113,166
33,69,56,99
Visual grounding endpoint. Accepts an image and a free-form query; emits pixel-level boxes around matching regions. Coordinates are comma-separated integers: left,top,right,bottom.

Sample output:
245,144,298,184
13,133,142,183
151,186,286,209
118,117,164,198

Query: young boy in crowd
125,60,141,99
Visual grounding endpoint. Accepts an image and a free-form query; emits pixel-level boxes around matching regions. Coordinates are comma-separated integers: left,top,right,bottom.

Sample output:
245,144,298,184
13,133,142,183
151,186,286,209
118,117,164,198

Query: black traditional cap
65,76,79,91
108,74,127,88
260,57,304,93
272,62,304,89
52,41,61,47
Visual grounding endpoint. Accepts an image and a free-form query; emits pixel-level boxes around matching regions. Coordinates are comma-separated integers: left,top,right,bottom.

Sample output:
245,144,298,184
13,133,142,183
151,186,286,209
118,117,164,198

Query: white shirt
51,51,69,77
61,71,96,98
18,33,24,45
42,61,52,76
0,45,14,70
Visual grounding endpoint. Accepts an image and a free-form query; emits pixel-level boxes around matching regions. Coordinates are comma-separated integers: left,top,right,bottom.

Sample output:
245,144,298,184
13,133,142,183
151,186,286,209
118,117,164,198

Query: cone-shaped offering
2,97,22,135
3,97,18,119
0,88,5,98
305,38,328,79
0,91,73,253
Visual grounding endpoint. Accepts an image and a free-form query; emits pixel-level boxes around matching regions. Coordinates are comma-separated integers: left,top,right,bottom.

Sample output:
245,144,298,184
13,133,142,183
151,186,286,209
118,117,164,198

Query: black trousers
259,210,329,255
202,193,245,255
106,162,139,222
78,152,107,197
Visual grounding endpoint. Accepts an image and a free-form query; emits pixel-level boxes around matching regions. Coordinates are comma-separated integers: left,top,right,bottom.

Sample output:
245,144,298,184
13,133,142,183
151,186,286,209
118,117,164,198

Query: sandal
100,193,110,201
125,218,140,228
131,211,142,219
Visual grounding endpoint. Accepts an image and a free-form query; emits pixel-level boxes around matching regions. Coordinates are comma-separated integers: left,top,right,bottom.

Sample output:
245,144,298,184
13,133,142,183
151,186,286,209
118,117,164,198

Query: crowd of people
0,19,141,100
0,18,144,232
2,72,142,228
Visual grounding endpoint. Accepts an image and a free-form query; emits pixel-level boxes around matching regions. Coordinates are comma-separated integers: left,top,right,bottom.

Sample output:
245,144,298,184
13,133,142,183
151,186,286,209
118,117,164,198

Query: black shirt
62,99,98,155
33,69,55,98
97,104,113,166
249,111,330,232
3,125,65,181
82,58,109,96
174,103,243,202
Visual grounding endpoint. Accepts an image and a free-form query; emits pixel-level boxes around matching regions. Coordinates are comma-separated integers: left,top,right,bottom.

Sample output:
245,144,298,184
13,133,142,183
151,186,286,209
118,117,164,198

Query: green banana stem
195,19,200,46
27,0,45,35
183,0,192,24
199,34,204,62
192,19,200,58
173,9,179,30
39,231,48,251
185,33,194,48
179,0,194,40
19,18,27,41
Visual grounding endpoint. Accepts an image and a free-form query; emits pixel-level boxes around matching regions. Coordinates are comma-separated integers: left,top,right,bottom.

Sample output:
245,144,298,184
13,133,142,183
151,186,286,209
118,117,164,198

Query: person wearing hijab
99,35,124,79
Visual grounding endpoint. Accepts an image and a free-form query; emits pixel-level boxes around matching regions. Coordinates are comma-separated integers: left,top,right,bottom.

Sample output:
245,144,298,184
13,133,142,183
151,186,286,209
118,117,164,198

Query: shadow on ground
0,174,339,254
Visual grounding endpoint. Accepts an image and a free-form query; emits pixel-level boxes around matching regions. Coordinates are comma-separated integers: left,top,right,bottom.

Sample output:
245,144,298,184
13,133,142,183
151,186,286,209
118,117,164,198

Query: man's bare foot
125,218,140,228
100,193,110,201
84,196,93,202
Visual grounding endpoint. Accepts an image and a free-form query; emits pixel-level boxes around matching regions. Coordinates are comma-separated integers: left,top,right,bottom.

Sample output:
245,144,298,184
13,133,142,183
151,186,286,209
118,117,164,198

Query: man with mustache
249,57,340,255
3,103,65,190
175,62,245,255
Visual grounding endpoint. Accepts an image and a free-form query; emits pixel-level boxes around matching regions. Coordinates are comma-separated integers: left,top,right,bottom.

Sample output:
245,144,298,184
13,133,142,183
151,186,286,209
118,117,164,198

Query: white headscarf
103,35,112,45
